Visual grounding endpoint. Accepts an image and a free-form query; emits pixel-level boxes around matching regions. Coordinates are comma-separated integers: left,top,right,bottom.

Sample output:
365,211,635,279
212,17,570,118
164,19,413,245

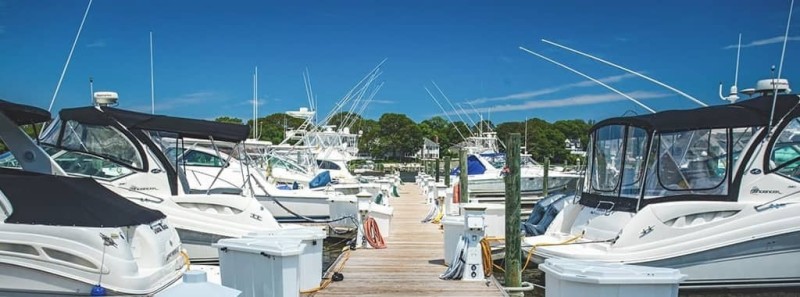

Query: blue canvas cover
309,171,332,189
449,155,487,176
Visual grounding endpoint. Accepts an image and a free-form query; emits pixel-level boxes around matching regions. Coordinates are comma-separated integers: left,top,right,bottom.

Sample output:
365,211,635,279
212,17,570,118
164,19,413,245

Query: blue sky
1,0,799,124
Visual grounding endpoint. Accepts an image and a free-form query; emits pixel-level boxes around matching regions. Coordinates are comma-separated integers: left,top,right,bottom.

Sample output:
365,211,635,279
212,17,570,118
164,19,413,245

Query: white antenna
150,31,155,114
424,86,467,141
541,39,708,107
432,81,478,133
719,33,742,103
252,67,259,139
256,66,259,139
519,46,657,114
48,0,93,112
767,0,794,139
89,77,94,104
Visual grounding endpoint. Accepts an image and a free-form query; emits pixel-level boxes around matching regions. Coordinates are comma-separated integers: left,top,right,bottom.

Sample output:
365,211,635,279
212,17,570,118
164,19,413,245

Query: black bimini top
0,99,51,125
59,106,250,142
0,169,165,227
591,94,800,133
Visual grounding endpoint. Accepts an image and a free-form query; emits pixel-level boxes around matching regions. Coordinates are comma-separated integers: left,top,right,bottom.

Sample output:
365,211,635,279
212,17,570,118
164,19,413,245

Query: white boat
37,105,284,262
524,81,800,288
0,100,184,295
456,152,581,195
163,144,352,223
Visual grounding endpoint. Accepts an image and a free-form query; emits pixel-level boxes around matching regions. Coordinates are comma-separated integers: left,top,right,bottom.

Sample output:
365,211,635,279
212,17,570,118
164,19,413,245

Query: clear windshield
620,127,649,198
589,125,625,194
41,120,143,170
643,128,729,198
770,118,800,178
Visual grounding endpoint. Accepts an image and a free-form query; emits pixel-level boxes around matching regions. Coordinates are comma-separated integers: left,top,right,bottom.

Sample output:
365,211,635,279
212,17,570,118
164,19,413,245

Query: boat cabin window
769,117,800,179
50,149,134,180
41,120,144,170
268,156,309,174
644,128,728,197
731,127,759,173
620,127,648,198
165,147,226,167
481,154,506,169
317,160,341,170
589,125,625,194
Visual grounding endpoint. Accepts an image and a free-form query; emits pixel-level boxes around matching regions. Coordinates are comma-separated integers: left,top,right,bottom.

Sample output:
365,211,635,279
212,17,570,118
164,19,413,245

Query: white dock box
246,227,327,292
540,259,686,297
214,238,303,297
441,215,465,266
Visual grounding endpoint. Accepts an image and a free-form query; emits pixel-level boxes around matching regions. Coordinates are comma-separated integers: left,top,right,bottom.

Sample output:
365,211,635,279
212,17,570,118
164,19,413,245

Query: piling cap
356,190,372,198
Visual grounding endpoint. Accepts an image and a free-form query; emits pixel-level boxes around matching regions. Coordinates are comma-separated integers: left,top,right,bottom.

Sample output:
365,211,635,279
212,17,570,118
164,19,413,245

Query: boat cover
59,106,250,142
449,155,487,176
0,99,50,125
309,170,331,189
0,170,166,227
591,94,800,133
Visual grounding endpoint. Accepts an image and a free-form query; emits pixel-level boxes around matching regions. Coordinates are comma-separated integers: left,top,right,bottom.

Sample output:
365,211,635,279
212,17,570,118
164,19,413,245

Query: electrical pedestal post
461,204,487,281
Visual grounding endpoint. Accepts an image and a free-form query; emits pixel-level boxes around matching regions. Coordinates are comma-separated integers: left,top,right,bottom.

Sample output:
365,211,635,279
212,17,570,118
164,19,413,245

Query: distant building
415,138,440,160
565,138,586,157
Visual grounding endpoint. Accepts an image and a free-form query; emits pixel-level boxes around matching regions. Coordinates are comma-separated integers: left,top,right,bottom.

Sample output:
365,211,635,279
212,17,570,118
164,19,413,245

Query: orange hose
453,184,460,204
364,216,387,249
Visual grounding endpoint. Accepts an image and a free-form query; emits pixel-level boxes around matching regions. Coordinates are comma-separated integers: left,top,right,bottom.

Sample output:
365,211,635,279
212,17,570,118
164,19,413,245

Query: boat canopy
591,94,800,133
0,99,51,125
0,169,165,227
59,106,250,142
582,94,800,212
450,155,487,176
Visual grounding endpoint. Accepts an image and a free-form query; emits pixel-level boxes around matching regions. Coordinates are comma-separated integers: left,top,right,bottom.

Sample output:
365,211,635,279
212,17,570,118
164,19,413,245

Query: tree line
216,112,593,164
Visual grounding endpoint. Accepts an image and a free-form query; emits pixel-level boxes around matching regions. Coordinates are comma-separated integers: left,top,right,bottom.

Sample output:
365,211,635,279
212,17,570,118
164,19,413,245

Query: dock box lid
245,226,327,241
213,238,303,256
540,259,687,285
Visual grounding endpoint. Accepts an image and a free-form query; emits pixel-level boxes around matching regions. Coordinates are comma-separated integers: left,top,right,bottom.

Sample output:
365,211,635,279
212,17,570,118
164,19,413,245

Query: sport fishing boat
0,99,184,295
162,143,355,223
37,103,284,262
455,152,581,195
524,80,800,288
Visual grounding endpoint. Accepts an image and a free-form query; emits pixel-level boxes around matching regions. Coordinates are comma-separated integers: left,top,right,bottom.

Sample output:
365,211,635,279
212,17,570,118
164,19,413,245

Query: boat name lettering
750,187,781,195
130,186,158,191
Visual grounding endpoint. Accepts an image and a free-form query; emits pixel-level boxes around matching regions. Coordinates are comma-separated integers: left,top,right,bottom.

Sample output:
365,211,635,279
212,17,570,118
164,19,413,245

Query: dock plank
311,182,503,296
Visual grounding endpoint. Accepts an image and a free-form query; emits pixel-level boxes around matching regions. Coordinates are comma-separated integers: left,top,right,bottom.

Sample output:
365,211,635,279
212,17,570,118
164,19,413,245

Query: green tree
377,113,422,160
419,116,452,153
247,113,306,144
214,116,243,124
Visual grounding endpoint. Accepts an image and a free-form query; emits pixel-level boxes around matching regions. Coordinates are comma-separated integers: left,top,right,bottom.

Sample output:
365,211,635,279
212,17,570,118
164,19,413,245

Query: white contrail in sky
465,73,637,105
441,91,670,116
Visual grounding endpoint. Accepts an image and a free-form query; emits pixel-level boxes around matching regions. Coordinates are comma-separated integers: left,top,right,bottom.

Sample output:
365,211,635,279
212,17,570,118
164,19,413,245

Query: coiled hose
364,216,386,249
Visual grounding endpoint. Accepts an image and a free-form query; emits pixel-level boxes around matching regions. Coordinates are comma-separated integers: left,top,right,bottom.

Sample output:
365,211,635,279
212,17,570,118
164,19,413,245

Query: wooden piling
443,156,451,187
459,149,469,204
435,158,440,183
543,157,549,197
504,133,522,292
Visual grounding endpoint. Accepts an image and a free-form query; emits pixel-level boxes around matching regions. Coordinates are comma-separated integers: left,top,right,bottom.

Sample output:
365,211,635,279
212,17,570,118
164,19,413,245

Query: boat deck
310,183,504,297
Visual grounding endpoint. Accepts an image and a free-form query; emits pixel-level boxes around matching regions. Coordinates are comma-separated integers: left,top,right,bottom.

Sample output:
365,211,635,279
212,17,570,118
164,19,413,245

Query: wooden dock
311,183,504,297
